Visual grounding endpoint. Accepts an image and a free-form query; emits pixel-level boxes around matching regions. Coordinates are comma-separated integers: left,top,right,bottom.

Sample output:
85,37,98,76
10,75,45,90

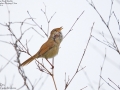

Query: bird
20,27,63,67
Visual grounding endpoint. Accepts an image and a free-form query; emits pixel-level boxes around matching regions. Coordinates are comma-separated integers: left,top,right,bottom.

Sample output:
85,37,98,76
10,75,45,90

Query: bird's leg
42,58,44,66
52,58,54,67
46,59,54,69
52,58,54,74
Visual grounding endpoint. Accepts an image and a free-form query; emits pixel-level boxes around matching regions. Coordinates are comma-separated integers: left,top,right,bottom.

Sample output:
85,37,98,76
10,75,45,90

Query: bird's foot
51,65,54,69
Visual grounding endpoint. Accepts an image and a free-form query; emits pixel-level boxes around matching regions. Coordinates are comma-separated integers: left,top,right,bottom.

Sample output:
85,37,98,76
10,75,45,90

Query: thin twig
0,57,14,73
108,78,120,89
64,22,95,90
113,12,120,31
91,35,116,50
0,40,11,44
87,0,120,54
100,76,116,90
0,34,13,36
41,3,56,36
107,0,113,26
77,22,94,69
39,75,48,90
64,11,85,39
51,75,57,90
36,60,52,75
98,48,107,90
27,11,48,37
80,86,87,90
9,20,36,26
82,68,94,90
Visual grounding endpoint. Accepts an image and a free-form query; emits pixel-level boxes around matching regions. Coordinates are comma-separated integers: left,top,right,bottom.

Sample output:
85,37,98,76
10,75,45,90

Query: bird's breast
43,45,59,59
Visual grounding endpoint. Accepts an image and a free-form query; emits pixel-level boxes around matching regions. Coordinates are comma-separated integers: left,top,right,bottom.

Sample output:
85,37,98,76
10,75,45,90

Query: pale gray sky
0,0,120,90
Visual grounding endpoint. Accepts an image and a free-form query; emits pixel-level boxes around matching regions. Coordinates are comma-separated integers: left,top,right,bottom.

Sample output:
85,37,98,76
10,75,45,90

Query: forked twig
87,0,120,54
64,22,95,90
100,76,116,90
27,11,48,37
41,3,56,36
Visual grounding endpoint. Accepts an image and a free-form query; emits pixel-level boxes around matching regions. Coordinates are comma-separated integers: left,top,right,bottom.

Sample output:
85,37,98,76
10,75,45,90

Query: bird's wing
37,40,55,56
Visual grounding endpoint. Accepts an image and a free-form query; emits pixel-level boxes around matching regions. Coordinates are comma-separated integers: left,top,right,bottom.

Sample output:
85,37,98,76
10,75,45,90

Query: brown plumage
20,27,63,66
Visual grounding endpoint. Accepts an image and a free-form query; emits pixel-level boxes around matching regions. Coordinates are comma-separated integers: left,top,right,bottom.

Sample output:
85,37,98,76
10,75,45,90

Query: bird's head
49,27,63,43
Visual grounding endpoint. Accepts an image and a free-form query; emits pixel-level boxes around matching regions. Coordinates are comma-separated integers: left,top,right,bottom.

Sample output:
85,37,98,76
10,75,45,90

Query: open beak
57,27,63,32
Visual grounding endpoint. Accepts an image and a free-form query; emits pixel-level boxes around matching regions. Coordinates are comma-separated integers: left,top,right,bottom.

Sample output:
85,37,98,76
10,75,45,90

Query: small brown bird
20,27,63,66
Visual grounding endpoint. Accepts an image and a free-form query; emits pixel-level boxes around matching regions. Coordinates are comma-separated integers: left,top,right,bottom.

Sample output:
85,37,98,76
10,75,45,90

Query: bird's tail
20,54,37,66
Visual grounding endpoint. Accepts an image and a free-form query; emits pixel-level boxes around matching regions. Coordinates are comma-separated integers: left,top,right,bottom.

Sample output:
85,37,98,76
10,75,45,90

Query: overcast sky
0,0,120,90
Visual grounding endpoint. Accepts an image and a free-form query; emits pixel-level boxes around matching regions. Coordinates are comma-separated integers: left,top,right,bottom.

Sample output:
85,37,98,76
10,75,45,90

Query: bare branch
64,22,95,90
80,86,87,90
0,40,11,44
91,35,116,50
64,11,85,39
98,48,107,90
107,0,114,26
27,11,48,37
49,12,56,23
0,54,16,67
100,76,116,90
0,34,13,36
113,12,120,31
41,3,56,36
87,0,120,54
108,78,120,89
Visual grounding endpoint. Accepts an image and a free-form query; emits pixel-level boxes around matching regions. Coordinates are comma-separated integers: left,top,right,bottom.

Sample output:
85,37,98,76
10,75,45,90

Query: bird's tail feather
20,54,37,66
